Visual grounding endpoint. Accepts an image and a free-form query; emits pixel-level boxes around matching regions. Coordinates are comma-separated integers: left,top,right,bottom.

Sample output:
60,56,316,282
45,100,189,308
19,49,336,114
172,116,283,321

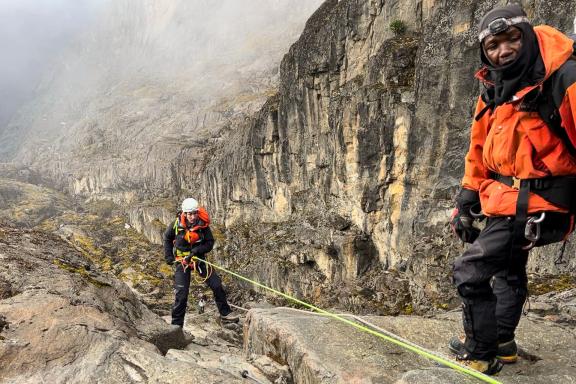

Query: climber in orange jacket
163,197,239,326
449,4,576,375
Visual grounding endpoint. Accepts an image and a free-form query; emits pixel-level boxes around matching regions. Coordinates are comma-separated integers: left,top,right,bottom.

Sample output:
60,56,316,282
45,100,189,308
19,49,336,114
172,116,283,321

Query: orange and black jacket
462,26,576,216
163,214,214,264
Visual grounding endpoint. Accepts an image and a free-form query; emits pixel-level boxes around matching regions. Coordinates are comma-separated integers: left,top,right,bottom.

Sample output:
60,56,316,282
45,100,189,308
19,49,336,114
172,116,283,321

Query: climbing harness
177,255,195,272
192,256,503,384
193,258,213,284
469,202,486,220
171,207,214,284
174,256,213,284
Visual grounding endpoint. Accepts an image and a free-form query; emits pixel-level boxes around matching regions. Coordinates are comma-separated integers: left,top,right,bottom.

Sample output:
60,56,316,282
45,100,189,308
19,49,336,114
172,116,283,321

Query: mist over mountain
0,0,106,131
0,0,322,162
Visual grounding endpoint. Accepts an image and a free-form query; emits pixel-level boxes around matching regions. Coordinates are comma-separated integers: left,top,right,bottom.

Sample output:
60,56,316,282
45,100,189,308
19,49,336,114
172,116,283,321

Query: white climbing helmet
181,197,199,213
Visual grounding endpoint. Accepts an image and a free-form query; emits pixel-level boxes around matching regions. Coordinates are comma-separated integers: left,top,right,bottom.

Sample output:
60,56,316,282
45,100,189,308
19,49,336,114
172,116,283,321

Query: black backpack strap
474,88,496,121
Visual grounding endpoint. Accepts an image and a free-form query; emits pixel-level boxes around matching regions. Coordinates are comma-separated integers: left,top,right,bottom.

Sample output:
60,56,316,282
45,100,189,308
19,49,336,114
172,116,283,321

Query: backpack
173,207,211,245
535,39,576,158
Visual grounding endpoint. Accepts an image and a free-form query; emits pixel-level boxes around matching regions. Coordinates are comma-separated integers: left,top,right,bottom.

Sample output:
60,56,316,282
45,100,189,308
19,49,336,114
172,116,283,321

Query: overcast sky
0,0,323,136
0,0,106,129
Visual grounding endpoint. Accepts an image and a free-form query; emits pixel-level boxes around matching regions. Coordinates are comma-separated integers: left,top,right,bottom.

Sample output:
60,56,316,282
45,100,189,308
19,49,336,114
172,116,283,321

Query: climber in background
163,197,239,326
449,4,576,375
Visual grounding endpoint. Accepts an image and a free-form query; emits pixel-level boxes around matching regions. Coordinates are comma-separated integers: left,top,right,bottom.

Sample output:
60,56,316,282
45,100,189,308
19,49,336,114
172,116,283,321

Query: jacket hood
476,25,574,84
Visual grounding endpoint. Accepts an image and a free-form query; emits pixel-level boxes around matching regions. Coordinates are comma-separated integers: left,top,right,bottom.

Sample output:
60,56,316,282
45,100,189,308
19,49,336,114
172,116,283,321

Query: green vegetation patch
73,235,105,262
0,179,70,226
52,259,111,288
389,20,407,35
529,274,576,295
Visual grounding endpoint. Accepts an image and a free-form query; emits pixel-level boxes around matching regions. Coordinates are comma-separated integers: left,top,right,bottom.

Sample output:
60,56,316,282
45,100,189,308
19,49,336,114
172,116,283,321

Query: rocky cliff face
198,0,576,309
2,0,576,312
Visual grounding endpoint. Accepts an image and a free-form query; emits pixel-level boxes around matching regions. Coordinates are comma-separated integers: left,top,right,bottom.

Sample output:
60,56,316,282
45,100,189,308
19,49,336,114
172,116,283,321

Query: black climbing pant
171,257,232,326
453,217,528,360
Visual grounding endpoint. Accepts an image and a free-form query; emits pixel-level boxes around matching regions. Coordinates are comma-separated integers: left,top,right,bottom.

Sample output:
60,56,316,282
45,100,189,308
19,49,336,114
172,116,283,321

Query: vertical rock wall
194,0,576,308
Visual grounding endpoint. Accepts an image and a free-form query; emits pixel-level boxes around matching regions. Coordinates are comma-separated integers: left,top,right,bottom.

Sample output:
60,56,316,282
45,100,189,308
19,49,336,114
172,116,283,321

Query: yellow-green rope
193,256,503,384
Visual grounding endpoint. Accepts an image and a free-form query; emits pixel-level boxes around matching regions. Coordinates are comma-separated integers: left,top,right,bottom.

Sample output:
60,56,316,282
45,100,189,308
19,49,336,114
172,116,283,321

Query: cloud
0,0,107,129
0,0,323,145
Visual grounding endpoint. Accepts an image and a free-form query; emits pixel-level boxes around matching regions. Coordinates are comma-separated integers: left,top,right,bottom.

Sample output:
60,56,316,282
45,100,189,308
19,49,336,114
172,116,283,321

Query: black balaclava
478,4,545,108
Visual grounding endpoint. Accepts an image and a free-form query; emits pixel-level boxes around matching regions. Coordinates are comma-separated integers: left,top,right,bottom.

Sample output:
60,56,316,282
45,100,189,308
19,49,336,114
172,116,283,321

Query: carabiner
469,202,486,220
522,212,546,250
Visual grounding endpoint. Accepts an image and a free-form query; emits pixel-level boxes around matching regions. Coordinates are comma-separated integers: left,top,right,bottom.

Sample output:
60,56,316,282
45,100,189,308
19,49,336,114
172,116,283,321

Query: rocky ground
1,220,575,383
244,306,576,383
0,224,287,384
2,171,576,383
0,170,177,312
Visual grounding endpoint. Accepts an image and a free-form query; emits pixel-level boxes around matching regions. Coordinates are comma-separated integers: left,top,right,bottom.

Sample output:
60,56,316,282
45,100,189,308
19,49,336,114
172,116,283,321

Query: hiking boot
448,336,518,364
456,355,503,375
220,311,240,323
495,340,518,364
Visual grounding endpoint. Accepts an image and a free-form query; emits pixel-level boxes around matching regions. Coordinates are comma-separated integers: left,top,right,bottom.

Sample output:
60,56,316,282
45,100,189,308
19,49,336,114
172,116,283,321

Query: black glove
165,259,176,266
450,188,481,243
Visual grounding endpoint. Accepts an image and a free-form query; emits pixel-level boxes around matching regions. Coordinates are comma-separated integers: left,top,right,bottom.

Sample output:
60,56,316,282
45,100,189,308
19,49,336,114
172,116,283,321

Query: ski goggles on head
478,16,529,41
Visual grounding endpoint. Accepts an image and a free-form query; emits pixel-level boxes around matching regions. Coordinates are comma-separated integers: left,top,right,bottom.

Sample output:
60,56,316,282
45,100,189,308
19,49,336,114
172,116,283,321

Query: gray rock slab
244,307,576,383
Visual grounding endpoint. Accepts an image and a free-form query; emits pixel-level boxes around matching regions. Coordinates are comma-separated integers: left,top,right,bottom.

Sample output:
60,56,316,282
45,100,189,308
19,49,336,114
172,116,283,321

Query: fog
87,0,325,98
0,0,108,131
0,0,323,140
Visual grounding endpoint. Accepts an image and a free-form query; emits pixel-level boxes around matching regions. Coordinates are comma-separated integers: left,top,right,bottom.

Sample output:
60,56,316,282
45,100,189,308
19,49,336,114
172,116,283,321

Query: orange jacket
462,26,576,216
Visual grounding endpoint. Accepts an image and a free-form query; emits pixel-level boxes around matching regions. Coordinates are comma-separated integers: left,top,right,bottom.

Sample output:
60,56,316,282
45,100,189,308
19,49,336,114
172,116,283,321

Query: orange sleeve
559,82,576,150
461,97,492,191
